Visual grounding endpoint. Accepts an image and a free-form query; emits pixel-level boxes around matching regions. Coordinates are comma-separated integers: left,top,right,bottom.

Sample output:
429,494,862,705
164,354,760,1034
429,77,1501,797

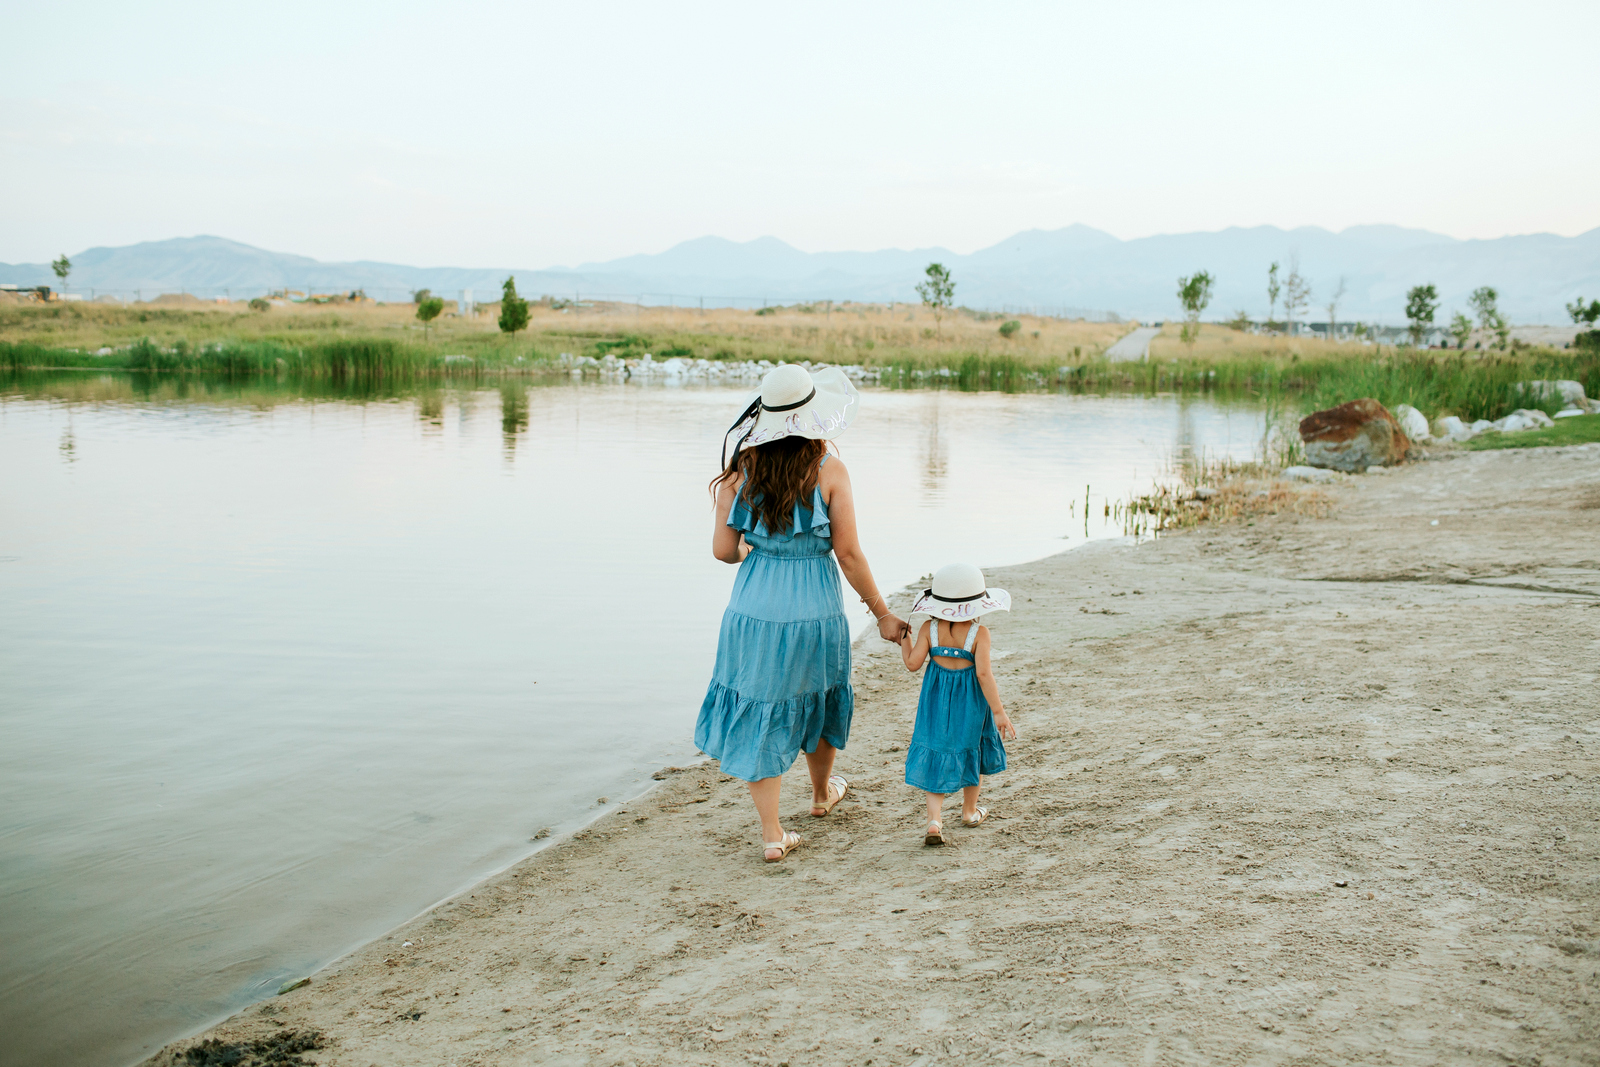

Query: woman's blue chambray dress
695,456,853,782
904,618,1006,793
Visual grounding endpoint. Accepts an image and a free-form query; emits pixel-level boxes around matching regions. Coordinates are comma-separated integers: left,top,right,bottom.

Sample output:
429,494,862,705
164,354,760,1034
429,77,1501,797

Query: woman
696,363,907,862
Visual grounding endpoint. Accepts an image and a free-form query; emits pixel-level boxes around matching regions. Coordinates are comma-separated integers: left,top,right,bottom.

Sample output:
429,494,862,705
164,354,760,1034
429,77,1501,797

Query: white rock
1491,408,1554,433
1555,408,1587,419
1433,415,1470,440
1281,466,1341,484
1521,408,1554,428
1394,404,1432,442
1518,380,1587,408
1470,419,1494,434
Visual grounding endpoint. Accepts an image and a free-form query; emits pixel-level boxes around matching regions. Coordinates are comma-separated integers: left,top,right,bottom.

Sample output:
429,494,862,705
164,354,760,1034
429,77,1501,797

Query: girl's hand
994,709,1017,741
878,612,907,643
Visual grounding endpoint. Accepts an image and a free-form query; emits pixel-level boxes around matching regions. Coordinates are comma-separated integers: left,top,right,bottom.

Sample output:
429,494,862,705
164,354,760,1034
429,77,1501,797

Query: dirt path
1103,326,1161,362
149,445,1600,1067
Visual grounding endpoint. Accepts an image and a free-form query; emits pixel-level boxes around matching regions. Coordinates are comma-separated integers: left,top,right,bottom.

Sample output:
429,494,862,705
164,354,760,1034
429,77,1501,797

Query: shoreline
145,444,1600,1066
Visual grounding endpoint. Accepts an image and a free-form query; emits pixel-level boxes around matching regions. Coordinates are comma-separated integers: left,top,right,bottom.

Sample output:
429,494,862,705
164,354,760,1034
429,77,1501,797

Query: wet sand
147,444,1600,1066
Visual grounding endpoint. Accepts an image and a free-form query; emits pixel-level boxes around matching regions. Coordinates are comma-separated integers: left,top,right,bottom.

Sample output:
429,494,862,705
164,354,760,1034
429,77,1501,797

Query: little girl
900,563,1017,846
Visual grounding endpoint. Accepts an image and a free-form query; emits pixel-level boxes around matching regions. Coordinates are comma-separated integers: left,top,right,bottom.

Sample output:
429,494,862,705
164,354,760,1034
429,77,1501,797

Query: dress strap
962,620,980,652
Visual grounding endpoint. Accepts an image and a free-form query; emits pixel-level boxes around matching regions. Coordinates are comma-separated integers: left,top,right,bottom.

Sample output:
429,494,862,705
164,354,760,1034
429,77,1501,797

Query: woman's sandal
763,830,802,863
810,775,849,818
962,806,989,827
923,820,946,847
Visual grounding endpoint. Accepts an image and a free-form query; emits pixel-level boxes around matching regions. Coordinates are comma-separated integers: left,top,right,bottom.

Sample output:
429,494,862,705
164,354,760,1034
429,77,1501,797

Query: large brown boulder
1298,398,1410,472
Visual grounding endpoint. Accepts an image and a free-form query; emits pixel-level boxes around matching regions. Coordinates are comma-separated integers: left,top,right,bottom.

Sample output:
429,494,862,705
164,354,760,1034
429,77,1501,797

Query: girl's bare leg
925,792,945,825
748,777,786,858
804,740,839,809
961,785,981,820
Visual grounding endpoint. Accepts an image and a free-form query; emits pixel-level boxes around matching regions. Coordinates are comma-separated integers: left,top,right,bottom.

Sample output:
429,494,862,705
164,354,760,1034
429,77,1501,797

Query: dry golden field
0,297,1375,368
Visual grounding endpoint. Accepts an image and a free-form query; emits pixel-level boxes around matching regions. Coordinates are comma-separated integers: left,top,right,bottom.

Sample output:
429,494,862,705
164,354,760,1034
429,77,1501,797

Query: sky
4,0,1598,268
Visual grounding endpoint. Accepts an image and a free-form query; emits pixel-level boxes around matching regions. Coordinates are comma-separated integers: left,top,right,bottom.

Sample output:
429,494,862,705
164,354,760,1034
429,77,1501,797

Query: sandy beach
148,444,1600,1067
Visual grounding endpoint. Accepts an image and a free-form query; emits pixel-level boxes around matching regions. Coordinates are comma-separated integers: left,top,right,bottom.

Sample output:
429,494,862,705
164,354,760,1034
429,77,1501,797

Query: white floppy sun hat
909,563,1012,622
721,363,860,466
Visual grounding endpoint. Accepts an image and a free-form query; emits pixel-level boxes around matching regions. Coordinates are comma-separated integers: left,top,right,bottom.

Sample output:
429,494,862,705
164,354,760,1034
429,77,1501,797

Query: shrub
248,298,270,311
998,320,1021,338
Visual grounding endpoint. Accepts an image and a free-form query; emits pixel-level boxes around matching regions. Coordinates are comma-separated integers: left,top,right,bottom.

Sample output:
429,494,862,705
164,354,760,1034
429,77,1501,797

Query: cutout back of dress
927,618,978,667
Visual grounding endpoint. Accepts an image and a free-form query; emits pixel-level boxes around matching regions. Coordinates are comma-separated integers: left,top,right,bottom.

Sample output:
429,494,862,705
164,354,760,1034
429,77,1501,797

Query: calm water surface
0,373,1265,1067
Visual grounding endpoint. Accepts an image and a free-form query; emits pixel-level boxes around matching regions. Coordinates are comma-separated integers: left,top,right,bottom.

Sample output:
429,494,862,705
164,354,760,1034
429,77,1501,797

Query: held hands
877,612,910,643
994,707,1018,741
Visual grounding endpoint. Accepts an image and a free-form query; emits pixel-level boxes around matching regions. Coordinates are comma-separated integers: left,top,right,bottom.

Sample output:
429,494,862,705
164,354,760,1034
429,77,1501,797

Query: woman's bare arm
710,477,749,564
821,456,907,642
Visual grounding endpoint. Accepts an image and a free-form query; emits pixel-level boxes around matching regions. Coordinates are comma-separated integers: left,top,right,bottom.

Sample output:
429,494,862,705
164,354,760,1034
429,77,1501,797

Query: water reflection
919,400,949,500
499,383,530,459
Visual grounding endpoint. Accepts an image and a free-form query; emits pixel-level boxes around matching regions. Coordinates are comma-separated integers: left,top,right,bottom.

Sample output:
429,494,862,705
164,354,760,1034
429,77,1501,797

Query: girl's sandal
961,806,989,827
810,775,849,818
923,820,947,847
763,830,802,863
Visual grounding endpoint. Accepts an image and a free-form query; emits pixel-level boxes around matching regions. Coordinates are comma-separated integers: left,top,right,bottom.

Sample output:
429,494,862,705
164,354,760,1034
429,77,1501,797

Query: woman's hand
994,708,1017,741
878,612,908,643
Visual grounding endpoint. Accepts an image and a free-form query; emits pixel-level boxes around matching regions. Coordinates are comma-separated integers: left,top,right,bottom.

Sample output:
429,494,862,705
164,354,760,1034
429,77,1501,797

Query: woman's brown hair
710,436,829,535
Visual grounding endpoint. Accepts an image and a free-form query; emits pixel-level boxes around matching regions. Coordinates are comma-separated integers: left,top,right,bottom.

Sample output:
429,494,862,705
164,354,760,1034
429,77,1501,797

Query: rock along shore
147,445,1600,1067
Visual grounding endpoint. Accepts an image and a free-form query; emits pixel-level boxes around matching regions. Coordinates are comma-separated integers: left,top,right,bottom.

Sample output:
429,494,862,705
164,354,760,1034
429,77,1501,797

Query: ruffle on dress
726,487,830,543
903,733,1007,795
696,679,853,783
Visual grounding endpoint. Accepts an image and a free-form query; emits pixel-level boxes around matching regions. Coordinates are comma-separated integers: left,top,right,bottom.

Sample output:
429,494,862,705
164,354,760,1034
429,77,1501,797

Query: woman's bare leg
804,740,839,809
925,792,945,825
748,777,786,858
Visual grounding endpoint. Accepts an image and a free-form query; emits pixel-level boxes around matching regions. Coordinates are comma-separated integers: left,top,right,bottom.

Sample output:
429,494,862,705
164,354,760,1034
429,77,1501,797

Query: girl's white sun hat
721,363,860,466
909,563,1012,622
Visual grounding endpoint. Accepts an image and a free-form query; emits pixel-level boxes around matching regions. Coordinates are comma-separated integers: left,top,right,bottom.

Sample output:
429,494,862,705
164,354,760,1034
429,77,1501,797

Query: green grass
4,304,1599,427
0,337,534,379
1466,413,1600,450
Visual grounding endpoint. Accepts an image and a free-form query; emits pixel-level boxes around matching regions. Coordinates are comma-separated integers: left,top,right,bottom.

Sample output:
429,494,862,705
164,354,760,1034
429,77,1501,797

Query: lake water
0,372,1265,1067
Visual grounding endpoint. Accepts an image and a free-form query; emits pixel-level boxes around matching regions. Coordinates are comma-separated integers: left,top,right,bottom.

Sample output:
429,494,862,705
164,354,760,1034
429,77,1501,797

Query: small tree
1405,284,1439,346
416,295,444,338
1469,286,1509,349
498,275,530,336
998,320,1021,338
915,263,955,336
1566,296,1600,326
1448,312,1473,349
412,288,432,305
51,254,71,289
1266,261,1281,331
1325,276,1347,342
1176,270,1215,351
1283,260,1311,337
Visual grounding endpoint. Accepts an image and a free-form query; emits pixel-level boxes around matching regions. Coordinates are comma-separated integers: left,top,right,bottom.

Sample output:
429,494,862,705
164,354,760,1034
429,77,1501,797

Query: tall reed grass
4,302,1597,424
4,338,472,380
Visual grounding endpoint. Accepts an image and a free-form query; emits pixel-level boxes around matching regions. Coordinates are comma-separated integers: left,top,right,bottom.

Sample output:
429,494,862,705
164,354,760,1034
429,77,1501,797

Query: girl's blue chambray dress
904,618,1007,793
694,456,853,782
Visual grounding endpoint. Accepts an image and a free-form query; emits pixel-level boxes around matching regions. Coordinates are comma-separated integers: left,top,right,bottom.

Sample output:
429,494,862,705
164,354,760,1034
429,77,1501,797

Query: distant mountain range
5,225,1598,324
